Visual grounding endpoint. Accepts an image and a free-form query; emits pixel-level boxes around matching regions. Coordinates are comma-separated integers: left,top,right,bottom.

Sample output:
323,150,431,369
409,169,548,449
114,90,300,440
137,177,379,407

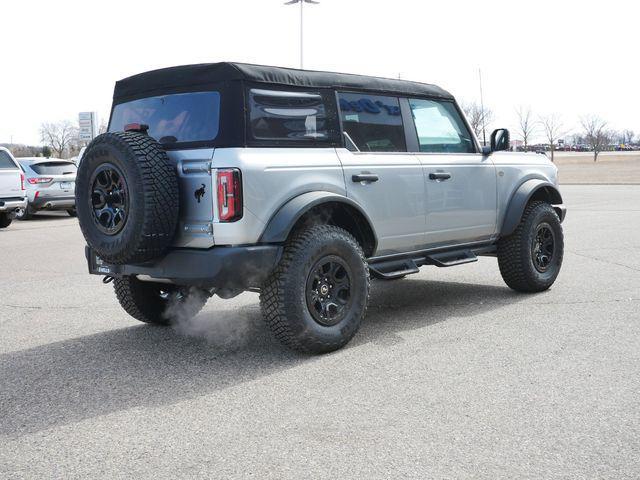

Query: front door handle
429,172,452,181
352,173,379,183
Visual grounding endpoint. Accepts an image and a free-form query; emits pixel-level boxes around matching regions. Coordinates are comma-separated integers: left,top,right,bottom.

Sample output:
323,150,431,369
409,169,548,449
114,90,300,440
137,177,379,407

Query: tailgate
167,148,216,249
0,169,22,198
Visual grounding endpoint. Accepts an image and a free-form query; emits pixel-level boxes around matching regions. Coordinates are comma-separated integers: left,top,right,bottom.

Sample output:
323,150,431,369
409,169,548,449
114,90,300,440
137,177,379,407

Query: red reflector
20,172,25,190
217,169,242,222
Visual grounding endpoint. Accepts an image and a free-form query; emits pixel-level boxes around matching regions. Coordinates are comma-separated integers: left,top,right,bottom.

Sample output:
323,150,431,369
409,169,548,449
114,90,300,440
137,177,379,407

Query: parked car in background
0,147,27,228
16,158,77,219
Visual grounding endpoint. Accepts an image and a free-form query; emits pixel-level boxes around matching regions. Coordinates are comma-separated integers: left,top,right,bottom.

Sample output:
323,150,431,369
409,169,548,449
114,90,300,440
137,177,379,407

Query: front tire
497,201,564,292
260,225,370,354
114,276,208,325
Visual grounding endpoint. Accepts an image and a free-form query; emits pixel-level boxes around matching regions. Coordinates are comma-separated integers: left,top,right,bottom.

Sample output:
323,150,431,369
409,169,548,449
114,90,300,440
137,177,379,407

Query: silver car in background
16,158,77,219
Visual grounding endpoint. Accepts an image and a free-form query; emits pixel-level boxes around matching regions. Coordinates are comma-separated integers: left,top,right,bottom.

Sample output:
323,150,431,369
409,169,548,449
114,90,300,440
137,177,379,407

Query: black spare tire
76,132,179,265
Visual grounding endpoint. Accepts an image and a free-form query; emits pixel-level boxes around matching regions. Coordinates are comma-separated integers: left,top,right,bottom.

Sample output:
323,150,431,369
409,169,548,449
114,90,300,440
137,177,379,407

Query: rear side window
0,151,17,169
109,91,220,145
248,89,334,143
338,93,406,152
409,99,475,153
29,162,77,175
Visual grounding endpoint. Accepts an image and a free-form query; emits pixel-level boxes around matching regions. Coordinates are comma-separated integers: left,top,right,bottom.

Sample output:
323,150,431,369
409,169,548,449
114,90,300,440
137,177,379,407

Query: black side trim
259,191,378,249
501,180,564,237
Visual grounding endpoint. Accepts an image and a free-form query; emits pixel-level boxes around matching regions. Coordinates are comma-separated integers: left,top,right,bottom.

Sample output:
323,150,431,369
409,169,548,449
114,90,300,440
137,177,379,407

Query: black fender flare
259,191,378,249
500,179,564,237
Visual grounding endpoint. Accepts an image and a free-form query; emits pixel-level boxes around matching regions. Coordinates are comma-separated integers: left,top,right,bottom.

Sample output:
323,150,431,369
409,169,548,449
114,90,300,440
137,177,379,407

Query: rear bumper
31,195,75,210
85,244,282,290
0,197,27,213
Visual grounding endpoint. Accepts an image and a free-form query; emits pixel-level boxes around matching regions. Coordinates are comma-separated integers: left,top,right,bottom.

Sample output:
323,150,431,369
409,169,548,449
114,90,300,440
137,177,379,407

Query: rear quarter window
109,91,221,145
0,151,17,169
247,88,338,145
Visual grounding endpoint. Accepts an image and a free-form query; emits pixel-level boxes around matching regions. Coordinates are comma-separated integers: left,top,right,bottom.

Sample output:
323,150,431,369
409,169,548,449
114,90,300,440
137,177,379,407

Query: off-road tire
114,276,208,325
498,201,564,292
76,132,179,265
0,213,12,228
260,225,370,354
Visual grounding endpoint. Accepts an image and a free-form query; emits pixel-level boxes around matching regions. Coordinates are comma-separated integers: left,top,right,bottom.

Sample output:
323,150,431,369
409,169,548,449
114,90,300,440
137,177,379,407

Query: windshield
109,91,221,145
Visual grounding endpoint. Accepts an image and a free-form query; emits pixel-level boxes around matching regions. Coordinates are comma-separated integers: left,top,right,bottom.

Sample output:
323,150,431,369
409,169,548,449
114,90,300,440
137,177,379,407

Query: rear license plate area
88,250,117,275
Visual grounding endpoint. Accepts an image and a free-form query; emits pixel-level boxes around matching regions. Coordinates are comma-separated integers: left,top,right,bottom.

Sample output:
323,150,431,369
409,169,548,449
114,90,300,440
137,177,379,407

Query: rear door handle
352,173,379,183
428,172,452,181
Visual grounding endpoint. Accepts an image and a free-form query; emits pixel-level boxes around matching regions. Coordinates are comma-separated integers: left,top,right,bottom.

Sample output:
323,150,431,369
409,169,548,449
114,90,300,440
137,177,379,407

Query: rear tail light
27,177,53,184
216,169,242,222
20,172,25,190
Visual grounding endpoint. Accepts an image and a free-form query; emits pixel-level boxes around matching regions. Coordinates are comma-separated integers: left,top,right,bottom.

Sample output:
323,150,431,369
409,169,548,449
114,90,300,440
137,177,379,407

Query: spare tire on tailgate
76,131,179,265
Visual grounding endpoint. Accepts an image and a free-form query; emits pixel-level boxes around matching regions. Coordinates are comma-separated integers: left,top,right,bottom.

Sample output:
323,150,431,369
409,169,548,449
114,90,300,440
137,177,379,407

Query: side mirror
490,128,510,152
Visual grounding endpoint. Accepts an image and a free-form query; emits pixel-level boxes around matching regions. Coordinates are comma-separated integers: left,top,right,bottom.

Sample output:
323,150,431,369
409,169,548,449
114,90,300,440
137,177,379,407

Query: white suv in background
16,158,77,219
0,147,27,228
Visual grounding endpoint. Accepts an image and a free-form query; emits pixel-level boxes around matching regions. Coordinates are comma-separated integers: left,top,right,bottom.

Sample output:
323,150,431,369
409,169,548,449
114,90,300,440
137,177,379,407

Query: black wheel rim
305,256,353,326
90,163,129,235
532,222,556,272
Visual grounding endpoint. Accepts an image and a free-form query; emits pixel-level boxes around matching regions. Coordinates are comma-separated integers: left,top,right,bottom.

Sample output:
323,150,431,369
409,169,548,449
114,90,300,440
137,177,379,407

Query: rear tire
260,225,370,354
497,201,564,292
67,208,77,217
15,207,32,220
0,213,12,228
114,276,208,325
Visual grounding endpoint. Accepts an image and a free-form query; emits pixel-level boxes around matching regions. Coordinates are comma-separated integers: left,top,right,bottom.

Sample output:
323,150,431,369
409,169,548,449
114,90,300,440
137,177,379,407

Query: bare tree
621,129,635,146
98,119,108,135
538,114,565,162
462,102,494,145
580,115,609,162
515,106,536,151
40,120,78,158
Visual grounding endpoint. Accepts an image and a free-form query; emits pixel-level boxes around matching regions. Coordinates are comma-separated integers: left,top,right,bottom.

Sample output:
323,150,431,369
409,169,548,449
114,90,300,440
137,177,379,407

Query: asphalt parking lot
1,185,639,479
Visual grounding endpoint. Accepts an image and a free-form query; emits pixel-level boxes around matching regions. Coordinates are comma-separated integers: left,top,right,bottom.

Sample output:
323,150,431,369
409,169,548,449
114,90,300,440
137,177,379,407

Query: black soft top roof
113,62,454,103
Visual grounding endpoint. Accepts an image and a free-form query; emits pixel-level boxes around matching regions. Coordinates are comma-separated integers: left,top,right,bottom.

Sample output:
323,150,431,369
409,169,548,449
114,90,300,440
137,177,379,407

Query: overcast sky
1,0,639,145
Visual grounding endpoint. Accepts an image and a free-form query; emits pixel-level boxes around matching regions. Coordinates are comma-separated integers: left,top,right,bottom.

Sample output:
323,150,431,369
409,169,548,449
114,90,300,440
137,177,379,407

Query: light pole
478,67,487,146
284,0,319,69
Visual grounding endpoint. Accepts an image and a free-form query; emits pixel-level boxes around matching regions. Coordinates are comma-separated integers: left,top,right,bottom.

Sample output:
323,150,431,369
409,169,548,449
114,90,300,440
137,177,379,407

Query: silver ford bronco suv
77,63,566,353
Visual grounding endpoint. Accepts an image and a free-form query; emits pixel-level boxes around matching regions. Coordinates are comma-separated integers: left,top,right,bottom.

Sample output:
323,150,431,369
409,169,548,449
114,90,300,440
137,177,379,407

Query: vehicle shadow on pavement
0,279,523,438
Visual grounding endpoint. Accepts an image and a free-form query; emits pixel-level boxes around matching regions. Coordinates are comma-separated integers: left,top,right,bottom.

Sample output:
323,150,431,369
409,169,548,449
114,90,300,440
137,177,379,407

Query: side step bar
428,250,478,267
369,259,420,280
368,245,493,280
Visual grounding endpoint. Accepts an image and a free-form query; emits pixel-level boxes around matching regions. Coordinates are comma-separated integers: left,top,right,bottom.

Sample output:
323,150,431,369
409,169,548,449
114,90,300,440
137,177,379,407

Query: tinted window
0,151,17,169
248,89,332,142
409,99,475,153
338,93,406,152
29,162,77,175
109,91,220,145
